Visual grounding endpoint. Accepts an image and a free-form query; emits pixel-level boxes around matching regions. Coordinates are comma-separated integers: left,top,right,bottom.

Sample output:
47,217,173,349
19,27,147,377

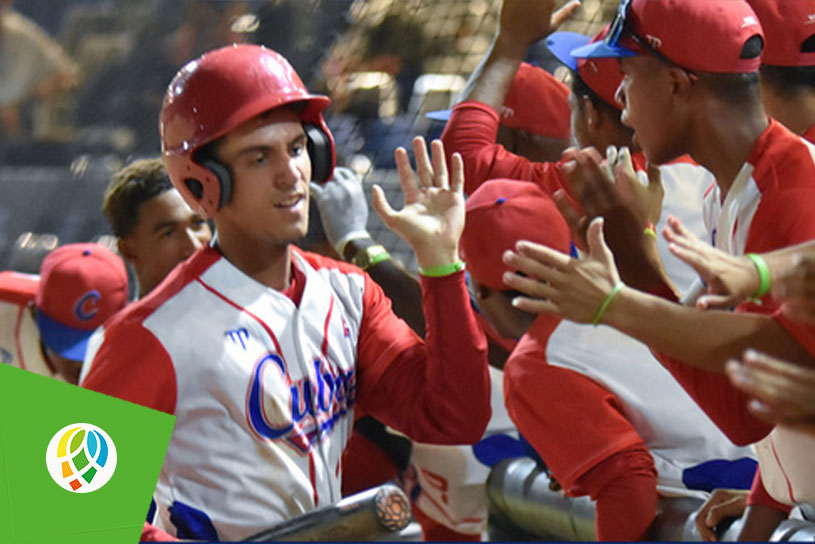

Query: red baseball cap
35,243,128,361
546,28,624,110
427,63,571,140
572,0,764,74
460,179,571,291
747,0,815,67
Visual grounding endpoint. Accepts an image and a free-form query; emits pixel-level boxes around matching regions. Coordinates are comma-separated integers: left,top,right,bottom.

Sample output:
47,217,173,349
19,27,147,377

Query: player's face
617,56,684,165
43,347,83,385
214,108,312,248
120,189,211,295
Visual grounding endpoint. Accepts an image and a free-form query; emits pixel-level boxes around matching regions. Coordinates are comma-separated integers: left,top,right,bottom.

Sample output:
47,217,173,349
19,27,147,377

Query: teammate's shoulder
0,271,38,306
109,247,220,329
760,119,815,159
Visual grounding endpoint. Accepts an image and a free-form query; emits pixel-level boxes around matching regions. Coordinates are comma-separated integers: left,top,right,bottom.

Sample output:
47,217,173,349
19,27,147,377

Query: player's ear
117,238,137,263
667,66,695,102
582,97,599,130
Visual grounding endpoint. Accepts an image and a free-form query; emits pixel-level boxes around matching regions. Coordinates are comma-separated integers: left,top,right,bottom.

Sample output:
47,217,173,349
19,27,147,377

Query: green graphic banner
0,365,174,543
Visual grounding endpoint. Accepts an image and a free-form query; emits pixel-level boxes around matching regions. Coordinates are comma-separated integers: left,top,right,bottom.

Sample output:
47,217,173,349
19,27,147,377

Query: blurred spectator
170,1,251,67
0,0,79,140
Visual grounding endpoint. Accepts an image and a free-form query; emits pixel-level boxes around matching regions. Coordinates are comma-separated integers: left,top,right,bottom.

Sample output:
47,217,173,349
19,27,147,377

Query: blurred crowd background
0,0,616,273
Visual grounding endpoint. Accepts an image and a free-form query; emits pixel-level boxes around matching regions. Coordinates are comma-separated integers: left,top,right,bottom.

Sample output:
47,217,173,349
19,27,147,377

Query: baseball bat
243,484,412,541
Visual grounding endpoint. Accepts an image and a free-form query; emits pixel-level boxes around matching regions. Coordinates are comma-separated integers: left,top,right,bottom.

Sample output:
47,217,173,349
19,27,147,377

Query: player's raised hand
372,137,465,269
502,217,623,324
498,0,581,47
664,215,759,309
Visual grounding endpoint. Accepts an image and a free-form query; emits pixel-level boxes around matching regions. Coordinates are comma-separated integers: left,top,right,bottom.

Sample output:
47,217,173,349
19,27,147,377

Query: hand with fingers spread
560,147,671,293
726,350,815,435
502,217,622,323
664,215,760,309
694,488,748,542
372,137,465,269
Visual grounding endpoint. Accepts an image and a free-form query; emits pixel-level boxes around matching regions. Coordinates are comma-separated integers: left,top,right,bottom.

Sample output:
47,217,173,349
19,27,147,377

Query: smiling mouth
275,195,303,208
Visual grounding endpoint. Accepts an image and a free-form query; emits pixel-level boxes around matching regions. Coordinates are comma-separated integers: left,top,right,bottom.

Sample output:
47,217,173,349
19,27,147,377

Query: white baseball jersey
81,245,490,541
0,271,57,379
755,426,815,507
405,365,518,536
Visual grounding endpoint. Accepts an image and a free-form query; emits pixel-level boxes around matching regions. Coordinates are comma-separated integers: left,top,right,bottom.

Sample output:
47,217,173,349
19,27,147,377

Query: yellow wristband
419,261,465,277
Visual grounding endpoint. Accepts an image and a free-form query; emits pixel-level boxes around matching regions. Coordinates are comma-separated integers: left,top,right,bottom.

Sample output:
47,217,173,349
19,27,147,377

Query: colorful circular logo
45,423,117,493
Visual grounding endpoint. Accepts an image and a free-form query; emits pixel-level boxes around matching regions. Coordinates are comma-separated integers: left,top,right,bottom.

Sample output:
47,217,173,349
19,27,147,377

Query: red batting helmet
159,44,336,217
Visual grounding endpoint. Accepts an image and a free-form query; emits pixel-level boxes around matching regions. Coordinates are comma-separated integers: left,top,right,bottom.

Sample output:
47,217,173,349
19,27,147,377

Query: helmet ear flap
304,123,332,184
199,159,234,209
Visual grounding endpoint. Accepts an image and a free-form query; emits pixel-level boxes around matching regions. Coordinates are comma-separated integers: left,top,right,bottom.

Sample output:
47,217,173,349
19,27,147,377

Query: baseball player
501,0,815,539
81,44,491,541
0,243,128,384
463,179,756,541
102,157,212,298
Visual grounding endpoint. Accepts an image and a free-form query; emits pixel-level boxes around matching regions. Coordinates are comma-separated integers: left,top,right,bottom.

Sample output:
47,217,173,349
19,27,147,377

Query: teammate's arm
502,218,814,373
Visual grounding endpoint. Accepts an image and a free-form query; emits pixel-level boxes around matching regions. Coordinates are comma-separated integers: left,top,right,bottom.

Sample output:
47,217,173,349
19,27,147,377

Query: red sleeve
354,270,490,445
747,466,794,515
0,271,38,305
441,101,567,196
81,320,177,415
653,352,772,446
739,157,815,356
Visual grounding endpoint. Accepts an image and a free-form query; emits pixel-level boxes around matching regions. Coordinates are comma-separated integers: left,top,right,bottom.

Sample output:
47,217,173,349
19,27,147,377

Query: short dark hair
760,64,815,99
103,158,173,238
697,71,761,106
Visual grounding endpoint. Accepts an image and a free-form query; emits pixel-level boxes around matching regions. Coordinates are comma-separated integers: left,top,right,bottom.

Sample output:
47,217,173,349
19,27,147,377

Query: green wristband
591,281,625,326
419,261,465,277
746,253,771,299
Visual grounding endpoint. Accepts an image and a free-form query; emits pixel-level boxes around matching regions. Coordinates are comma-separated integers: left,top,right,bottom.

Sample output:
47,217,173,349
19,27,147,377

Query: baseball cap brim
545,31,592,71
35,309,94,362
571,40,638,60
425,109,452,122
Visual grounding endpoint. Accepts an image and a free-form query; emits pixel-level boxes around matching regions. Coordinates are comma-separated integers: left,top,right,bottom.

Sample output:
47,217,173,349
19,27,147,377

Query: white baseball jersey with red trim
703,120,815,256
0,271,56,379
82,245,490,541
755,426,815,506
